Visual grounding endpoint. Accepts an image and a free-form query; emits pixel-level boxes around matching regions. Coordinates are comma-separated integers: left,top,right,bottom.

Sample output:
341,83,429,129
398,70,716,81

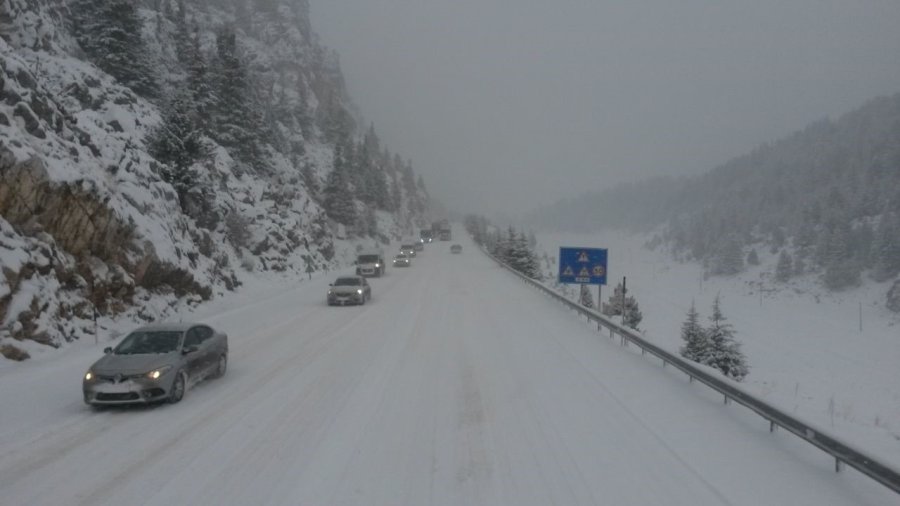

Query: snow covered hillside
0,0,431,359
535,230,900,470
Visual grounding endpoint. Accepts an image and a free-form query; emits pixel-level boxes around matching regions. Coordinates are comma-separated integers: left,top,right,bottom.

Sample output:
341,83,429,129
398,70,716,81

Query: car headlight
84,371,94,381
356,289,363,295
147,365,172,380
328,290,334,295
375,263,380,268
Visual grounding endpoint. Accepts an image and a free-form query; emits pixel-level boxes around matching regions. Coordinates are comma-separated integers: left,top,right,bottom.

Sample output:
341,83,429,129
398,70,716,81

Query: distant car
82,323,228,406
400,244,417,257
327,276,371,306
451,244,463,254
413,241,424,252
393,253,411,267
356,251,385,277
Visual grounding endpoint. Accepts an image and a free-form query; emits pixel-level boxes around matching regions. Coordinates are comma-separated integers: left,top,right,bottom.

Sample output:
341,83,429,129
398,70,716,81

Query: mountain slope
0,0,430,358
531,93,900,298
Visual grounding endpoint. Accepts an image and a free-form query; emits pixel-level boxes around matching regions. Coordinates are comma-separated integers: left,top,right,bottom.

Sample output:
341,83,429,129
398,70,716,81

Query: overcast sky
309,0,900,218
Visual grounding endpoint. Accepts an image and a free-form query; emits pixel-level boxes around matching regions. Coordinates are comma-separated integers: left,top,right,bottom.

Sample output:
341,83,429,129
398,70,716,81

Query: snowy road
0,236,894,505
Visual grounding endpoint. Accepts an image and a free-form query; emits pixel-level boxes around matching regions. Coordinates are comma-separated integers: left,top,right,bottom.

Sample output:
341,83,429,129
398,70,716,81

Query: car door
196,325,218,374
182,327,207,377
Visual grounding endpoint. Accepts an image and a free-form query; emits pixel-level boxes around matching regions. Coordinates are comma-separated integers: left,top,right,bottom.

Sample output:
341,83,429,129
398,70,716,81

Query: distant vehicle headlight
375,263,380,268
357,289,363,295
84,371,94,381
328,290,334,295
147,365,172,380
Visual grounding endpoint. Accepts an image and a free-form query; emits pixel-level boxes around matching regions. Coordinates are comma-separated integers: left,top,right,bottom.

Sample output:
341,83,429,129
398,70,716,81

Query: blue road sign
558,247,607,285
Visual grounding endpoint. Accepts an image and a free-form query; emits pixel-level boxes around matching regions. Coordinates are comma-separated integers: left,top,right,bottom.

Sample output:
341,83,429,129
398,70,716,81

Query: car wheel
168,370,187,403
214,353,227,378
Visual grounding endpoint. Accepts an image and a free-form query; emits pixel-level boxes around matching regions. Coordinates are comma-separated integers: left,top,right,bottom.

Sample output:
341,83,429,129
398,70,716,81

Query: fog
310,0,900,217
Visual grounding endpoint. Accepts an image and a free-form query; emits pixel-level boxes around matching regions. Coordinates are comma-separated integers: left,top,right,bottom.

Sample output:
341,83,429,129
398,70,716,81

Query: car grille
96,373,143,383
96,392,140,401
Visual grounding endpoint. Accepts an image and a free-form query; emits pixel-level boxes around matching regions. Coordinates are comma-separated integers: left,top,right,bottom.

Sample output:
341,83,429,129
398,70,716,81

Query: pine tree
301,163,319,199
603,282,642,330
705,296,749,381
679,302,710,363
210,26,267,170
822,220,860,290
184,26,215,126
147,90,207,195
775,250,793,282
711,235,744,275
71,0,159,98
516,232,542,279
872,212,900,281
322,145,357,226
746,248,760,266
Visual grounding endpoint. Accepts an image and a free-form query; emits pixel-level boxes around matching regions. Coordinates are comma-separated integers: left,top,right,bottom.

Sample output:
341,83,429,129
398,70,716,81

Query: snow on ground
0,231,895,505
536,230,900,469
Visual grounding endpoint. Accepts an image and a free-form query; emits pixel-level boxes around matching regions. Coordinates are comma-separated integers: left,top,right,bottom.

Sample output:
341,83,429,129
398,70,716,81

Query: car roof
132,322,197,332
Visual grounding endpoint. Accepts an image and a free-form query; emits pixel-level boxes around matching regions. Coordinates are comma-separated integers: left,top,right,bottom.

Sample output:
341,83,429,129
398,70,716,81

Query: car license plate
95,381,137,393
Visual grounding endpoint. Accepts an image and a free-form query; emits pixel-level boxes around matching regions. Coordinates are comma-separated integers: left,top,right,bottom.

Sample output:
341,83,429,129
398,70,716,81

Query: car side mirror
103,347,113,354
182,345,199,355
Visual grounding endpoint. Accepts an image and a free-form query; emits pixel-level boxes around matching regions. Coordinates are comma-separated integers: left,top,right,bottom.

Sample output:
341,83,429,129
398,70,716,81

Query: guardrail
482,247,900,496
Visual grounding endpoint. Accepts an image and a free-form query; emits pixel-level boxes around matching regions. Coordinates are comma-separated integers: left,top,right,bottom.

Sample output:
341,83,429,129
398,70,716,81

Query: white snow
0,233,894,505
535,230,900,470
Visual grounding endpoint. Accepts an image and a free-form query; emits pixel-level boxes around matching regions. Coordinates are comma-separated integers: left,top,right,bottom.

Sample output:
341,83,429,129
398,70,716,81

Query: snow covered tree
821,221,860,290
710,234,744,276
300,163,319,199
184,26,216,127
322,145,357,226
71,0,159,98
603,282,642,330
746,248,760,266
872,212,900,281
209,26,267,170
705,296,749,381
887,280,900,313
775,250,793,282
579,285,594,309
679,301,709,364
147,89,213,222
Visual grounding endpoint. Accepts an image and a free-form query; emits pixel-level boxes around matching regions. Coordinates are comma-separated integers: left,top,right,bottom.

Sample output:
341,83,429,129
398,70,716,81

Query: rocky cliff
0,0,431,360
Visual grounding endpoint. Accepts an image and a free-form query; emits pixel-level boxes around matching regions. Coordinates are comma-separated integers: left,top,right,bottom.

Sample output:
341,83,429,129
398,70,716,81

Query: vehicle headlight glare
375,263,380,268
357,289,363,295
148,366,172,380
84,371,93,381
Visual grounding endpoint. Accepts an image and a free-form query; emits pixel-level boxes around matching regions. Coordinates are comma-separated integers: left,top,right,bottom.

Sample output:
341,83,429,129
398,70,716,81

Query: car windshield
334,278,361,286
395,254,407,259
358,255,380,263
401,245,413,250
114,331,182,355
